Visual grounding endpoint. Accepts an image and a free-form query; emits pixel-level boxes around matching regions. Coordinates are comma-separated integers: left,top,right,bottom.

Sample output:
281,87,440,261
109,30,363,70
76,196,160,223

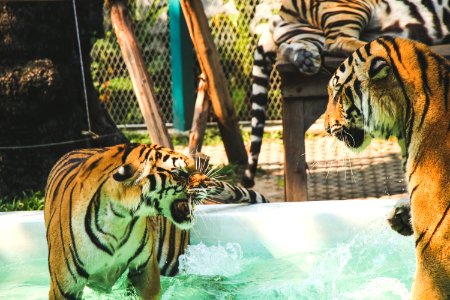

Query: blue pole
169,0,195,131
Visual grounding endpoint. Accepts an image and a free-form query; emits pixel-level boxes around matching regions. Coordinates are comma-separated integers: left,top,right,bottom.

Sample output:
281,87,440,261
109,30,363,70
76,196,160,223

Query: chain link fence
91,0,282,127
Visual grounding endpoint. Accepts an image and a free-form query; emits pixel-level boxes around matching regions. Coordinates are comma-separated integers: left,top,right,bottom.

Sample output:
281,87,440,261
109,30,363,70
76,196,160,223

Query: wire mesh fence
90,0,282,126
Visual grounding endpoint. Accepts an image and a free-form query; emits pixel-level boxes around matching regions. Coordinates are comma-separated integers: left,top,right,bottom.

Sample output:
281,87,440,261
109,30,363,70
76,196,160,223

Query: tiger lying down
325,37,450,299
44,143,268,300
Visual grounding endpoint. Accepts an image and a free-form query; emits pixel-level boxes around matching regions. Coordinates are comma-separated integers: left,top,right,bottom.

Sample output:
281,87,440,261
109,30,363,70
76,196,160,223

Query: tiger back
324,37,450,299
44,144,207,299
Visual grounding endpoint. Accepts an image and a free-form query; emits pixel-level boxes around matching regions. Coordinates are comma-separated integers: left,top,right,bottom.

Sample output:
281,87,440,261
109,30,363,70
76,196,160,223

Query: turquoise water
0,223,415,300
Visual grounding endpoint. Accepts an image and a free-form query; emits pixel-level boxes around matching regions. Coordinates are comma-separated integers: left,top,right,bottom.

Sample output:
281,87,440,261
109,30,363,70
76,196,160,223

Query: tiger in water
243,0,450,188
44,143,268,299
325,36,450,299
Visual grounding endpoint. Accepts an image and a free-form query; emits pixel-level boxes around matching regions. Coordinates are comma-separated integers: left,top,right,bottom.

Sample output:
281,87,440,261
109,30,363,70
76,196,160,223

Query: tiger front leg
127,244,161,299
279,41,323,75
272,18,325,75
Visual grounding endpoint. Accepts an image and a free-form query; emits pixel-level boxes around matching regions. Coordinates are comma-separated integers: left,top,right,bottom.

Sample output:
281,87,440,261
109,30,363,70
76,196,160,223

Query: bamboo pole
188,73,210,153
179,0,247,164
109,0,172,148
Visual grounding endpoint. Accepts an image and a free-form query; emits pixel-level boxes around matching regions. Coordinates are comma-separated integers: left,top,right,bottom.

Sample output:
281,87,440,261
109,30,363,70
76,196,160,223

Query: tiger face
97,144,204,229
324,42,405,152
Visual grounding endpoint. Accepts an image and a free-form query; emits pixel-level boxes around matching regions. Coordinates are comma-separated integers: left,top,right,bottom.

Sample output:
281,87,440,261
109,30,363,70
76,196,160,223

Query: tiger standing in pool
324,36,450,299
44,144,211,299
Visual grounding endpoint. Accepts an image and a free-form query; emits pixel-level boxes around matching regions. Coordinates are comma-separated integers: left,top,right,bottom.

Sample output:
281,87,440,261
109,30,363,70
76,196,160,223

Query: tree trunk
0,1,127,198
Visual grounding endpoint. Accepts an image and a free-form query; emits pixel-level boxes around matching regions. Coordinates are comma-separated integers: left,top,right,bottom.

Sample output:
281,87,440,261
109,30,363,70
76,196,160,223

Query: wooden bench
277,44,450,202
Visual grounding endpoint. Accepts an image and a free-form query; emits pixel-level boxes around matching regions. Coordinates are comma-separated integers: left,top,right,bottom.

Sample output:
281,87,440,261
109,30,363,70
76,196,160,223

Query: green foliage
0,191,45,212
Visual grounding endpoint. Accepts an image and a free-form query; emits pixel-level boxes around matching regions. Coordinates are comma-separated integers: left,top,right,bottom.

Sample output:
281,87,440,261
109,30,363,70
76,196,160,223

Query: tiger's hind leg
273,19,325,75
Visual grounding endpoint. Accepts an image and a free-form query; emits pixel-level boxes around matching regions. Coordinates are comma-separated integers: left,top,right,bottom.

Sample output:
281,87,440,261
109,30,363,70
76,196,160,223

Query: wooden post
189,73,210,153
179,0,247,164
109,0,172,148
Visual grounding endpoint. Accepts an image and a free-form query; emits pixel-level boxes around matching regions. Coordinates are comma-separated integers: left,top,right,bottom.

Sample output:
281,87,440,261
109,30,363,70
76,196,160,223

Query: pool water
0,221,415,300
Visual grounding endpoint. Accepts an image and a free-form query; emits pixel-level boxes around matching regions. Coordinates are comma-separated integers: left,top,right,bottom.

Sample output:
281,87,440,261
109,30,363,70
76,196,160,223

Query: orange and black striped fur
325,37,450,299
44,144,210,299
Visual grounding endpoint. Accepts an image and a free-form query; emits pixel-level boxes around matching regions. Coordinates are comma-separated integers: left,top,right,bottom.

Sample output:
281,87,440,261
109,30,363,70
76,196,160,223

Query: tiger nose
188,172,210,188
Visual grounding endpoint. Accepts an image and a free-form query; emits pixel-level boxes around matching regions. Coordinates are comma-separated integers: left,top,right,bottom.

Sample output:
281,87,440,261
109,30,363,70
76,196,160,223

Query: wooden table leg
282,98,308,201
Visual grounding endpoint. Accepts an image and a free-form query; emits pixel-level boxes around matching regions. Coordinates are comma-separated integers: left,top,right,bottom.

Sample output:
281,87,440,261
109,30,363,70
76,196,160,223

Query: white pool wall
0,199,401,264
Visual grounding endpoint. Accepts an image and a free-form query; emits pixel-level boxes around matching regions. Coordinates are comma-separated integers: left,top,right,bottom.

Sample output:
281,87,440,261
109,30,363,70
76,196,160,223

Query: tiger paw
387,198,413,236
279,42,322,75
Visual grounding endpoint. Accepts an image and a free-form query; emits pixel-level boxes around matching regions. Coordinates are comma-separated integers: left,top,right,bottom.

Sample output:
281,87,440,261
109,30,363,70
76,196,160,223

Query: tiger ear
369,57,390,80
113,164,136,182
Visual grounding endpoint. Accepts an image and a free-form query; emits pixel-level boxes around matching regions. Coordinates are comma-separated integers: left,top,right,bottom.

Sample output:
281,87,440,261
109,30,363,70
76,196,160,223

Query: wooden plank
109,0,172,148
283,98,308,201
179,0,247,165
189,74,210,153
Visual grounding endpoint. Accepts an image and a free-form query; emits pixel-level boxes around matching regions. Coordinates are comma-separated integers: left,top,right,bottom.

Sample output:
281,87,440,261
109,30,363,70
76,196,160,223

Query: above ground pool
0,199,415,299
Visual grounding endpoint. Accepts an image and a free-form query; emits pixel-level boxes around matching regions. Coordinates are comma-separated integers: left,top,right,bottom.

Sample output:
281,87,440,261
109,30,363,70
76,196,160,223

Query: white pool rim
0,199,404,263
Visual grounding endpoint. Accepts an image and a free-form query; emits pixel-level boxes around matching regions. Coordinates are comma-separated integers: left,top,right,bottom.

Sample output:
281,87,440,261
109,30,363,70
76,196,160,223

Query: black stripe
148,174,157,191
161,223,177,275
416,49,431,129
68,186,89,279
127,223,149,265
118,217,138,247
421,202,450,254
408,147,425,182
344,87,354,104
409,183,420,199
363,42,372,56
93,193,118,242
377,38,413,143
58,198,78,283
54,273,79,300
355,48,365,62
421,0,442,39
121,143,138,163
110,202,127,218
84,190,114,256
398,0,424,24
353,79,363,102
280,6,298,19
156,217,167,263
251,93,268,107
253,76,269,87
138,146,147,158
415,230,427,247
129,255,151,277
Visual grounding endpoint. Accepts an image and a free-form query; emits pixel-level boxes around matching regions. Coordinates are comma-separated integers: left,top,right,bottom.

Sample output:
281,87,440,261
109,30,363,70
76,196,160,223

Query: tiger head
324,37,408,152
98,144,210,229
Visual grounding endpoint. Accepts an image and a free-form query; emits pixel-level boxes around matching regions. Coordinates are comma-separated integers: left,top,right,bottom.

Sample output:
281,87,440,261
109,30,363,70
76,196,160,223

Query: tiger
242,0,450,188
44,143,214,299
324,36,450,299
155,177,268,276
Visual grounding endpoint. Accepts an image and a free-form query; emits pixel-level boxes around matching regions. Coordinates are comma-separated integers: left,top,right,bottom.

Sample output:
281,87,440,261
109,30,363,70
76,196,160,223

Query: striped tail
205,179,269,204
242,23,277,188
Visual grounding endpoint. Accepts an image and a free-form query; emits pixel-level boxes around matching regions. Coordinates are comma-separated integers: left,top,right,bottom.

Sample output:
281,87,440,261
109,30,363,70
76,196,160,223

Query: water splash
178,242,243,276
